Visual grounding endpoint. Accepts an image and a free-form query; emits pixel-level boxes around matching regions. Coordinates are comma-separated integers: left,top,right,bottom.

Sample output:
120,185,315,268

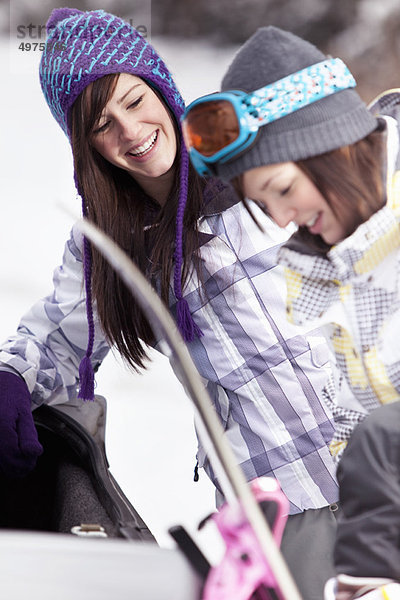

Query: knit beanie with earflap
214,26,378,181
39,8,202,401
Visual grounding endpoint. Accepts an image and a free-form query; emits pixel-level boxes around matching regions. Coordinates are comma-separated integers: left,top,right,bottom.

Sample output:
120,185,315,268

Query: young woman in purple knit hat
0,10,351,598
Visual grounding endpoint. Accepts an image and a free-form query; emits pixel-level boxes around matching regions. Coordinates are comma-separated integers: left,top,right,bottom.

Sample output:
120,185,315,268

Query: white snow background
1,34,239,560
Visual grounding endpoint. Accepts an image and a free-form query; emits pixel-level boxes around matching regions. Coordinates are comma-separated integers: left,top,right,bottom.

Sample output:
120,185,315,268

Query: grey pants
280,504,339,600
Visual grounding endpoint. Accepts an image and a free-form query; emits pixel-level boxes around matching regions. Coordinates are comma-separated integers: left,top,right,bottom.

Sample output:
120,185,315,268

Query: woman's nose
118,116,141,142
270,205,296,229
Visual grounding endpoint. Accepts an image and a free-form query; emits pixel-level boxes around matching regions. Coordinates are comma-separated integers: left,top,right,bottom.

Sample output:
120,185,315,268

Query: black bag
0,396,155,541
0,397,203,600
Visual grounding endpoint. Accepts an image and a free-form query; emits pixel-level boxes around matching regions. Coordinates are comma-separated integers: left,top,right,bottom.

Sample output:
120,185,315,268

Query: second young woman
182,24,400,599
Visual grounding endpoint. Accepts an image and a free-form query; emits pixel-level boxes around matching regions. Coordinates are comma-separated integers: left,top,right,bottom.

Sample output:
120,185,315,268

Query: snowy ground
1,34,239,558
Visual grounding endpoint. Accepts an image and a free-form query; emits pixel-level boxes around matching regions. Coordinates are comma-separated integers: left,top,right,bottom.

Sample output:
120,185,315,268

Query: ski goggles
182,57,356,176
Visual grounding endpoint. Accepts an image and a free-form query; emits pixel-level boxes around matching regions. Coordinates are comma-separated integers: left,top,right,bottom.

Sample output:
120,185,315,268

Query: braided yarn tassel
76,180,96,401
173,144,203,342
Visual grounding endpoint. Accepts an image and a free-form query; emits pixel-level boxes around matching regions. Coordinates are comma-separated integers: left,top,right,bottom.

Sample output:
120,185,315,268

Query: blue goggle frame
182,58,356,176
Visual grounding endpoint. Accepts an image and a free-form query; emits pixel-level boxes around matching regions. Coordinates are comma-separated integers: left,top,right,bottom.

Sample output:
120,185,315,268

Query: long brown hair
235,128,385,255
295,127,385,253
69,74,205,369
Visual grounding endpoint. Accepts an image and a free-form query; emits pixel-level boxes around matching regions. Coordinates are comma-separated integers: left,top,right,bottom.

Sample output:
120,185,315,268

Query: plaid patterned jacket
278,91,400,458
0,184,339,513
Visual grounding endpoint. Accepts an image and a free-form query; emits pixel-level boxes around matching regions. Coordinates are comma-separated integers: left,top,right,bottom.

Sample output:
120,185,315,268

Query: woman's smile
126,130,159,160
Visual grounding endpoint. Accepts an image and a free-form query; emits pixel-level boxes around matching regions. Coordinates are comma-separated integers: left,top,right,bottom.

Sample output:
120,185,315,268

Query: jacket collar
201,178,241,216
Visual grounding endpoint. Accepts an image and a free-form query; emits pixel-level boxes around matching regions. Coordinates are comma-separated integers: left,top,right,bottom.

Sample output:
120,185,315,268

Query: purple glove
0,372,43,477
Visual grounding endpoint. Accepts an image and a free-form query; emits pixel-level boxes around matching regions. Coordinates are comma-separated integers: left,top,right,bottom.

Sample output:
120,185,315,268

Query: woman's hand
0,372,43,477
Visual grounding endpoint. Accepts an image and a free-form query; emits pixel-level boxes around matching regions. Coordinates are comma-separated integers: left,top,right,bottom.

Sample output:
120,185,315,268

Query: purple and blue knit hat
39,8,202,400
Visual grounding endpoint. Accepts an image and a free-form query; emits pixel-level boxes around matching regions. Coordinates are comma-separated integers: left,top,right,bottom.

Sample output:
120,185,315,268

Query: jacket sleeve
0,225,110,407
334,401,400,579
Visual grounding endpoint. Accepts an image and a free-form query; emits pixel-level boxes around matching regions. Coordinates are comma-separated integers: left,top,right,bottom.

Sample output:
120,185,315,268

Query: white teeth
129,131,158,156
306,214,318,227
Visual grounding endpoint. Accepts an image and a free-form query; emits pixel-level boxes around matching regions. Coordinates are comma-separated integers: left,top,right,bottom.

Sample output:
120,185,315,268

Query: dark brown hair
69,74,204,369
235,128,385,255
295,128,385,253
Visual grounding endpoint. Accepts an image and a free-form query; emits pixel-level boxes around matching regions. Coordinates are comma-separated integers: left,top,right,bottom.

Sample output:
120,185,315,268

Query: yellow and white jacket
278,90,400,458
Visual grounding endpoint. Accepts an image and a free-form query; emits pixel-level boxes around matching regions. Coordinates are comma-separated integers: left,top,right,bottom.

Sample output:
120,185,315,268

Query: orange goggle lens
182,100,240,157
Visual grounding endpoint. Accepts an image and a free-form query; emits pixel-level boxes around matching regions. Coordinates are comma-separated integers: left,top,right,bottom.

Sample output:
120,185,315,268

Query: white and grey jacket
0,182,340,513
278,91,400,458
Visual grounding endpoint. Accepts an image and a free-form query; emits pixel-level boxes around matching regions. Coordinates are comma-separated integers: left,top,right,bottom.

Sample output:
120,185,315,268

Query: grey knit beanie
215,26,378,181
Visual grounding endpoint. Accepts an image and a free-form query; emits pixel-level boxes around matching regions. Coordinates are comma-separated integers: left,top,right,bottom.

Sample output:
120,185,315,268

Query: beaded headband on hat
215,26,378,181
40,8,202,400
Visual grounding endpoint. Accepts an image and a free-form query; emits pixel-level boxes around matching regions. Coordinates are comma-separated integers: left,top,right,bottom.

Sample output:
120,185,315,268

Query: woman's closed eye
93,120,110,135
127,95,144,110
280,185,292,196
92,96,144,135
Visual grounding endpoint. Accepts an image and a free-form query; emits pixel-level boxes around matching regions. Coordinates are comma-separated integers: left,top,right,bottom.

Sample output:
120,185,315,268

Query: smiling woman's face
242,161,347,245
91,73,177,197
